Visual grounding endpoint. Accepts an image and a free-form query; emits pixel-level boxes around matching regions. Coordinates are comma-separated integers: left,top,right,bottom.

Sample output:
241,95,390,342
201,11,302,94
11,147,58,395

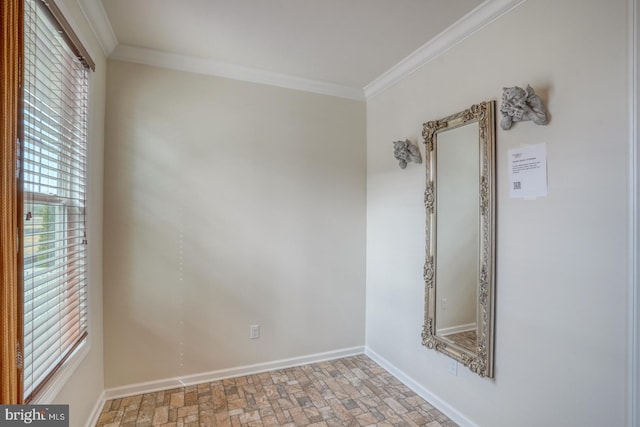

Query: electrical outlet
448,359,458,376
441,298,447,310
250,324,260,339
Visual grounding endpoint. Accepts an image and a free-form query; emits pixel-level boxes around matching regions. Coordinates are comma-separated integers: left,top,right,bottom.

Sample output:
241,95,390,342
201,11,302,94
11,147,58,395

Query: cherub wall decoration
393,139,422,169
500,85,548,130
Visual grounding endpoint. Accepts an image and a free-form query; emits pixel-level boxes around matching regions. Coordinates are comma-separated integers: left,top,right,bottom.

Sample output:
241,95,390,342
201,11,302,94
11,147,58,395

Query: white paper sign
508,143,548,199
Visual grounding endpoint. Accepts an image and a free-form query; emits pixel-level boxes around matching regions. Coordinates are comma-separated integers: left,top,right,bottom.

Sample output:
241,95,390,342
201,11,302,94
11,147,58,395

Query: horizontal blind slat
26,297,87,353
22,0,90,402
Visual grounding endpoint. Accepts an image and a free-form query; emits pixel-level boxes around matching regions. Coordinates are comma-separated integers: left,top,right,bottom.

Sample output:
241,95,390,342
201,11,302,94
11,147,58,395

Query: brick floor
96,354,457,427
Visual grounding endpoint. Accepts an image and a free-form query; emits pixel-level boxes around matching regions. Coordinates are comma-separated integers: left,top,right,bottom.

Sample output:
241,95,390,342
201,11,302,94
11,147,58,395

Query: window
21,0,93,402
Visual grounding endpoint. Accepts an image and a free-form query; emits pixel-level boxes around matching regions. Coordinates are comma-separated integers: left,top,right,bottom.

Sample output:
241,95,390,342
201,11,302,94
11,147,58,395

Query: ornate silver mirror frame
421,101,496,378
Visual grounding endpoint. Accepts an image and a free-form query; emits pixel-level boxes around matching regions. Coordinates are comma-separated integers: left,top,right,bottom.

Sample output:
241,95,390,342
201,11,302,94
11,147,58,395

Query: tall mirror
421,101,496,378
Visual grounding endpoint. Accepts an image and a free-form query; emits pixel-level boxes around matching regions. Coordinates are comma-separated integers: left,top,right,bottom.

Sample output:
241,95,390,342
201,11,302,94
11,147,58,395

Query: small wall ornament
499,85,548,130
392,139,422,169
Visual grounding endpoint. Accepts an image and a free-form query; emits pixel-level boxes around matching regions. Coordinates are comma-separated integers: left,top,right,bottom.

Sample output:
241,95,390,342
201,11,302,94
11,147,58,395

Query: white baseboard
364,346,478,427
436,323,476,336
103,346,364,400
84,390,105,427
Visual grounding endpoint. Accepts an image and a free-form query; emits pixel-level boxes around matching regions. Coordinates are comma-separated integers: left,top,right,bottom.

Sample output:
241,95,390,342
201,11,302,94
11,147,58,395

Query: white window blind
22,0,90,402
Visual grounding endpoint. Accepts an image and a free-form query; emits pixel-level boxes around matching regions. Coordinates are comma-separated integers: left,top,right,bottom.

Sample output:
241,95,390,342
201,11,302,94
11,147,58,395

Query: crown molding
110,44,366,101
76,0,117,55
364,0,527,99
75,0,526,101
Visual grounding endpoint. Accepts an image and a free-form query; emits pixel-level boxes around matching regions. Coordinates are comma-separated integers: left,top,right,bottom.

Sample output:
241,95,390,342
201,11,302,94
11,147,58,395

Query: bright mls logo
0,405,68,426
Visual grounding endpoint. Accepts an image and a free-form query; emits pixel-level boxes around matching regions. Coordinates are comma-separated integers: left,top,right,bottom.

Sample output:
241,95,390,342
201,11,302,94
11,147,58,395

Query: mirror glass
422,101,496,378
435,123,479,353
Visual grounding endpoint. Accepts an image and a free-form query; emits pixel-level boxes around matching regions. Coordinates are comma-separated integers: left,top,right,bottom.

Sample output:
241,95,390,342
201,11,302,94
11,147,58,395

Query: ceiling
95,0,483,92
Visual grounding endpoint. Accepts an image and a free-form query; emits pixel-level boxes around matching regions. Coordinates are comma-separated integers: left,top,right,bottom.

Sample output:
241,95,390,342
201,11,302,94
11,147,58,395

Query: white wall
48,1,106,426
103,61,367,388
366,0,630,426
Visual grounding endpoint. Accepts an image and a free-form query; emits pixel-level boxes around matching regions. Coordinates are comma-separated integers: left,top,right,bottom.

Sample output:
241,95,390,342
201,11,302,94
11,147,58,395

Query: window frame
19,0,94,403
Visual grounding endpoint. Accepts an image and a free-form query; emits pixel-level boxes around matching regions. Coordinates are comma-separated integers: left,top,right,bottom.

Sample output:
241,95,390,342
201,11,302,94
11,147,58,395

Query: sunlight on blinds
22,0,89,401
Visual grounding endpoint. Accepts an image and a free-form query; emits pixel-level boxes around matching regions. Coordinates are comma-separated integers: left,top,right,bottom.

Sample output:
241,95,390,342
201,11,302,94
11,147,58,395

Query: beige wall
103,61,367,388
366,0,629,426
49,0,106,426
